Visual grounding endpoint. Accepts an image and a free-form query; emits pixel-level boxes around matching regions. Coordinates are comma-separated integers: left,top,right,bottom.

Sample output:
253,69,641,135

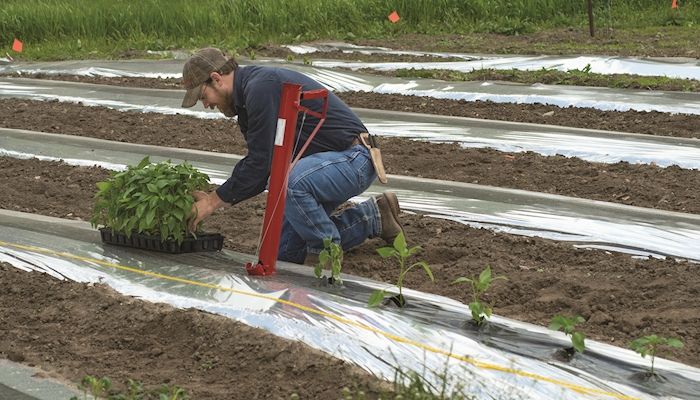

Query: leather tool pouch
359,133,388,184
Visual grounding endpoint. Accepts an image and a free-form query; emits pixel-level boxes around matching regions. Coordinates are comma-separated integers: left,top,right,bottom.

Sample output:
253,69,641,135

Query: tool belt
359,133,388,184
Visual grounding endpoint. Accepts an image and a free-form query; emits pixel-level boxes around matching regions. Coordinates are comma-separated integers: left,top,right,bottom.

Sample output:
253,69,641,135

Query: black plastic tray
99,228,224,254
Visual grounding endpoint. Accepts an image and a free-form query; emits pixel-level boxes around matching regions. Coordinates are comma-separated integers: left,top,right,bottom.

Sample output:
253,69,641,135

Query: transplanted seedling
451,266,506,326
157,384,189,400
314,237,343,285
368,231,433,308
549,314,586,357
70,376,189,400
73,375,111,400
629,334,683,376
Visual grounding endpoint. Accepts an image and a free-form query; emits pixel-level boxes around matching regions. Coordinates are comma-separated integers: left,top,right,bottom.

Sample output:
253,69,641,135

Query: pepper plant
368,231,433,308
90,156,210,244
549,314,586,354
74,375,111,400
629,334,683,376
314,237,344,284
451,266,506,326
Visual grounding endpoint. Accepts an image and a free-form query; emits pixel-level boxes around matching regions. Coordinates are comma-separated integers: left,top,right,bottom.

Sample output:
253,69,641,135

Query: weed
452,266,506,326
314,237,343,284
629,334,683,376
368,231,433,308
549,314,586,354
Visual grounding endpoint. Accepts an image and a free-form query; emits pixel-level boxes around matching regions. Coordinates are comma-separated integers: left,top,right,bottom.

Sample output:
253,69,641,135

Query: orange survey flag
388,10,400,23
672,0,678,9
12,38,23,52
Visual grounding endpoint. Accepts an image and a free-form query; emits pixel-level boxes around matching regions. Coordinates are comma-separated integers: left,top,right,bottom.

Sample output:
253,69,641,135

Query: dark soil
0,263,390,399
3,74,699,139
347,28,700,58
0,157,697,368
363,68,700,92
335,92,700,140
2,99,699,214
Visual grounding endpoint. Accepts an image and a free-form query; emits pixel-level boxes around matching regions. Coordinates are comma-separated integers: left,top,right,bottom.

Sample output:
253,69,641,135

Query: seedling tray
99,228,224,254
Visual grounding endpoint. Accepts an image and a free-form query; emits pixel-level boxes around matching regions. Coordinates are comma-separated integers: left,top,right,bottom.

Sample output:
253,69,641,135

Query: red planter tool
246,83,329,276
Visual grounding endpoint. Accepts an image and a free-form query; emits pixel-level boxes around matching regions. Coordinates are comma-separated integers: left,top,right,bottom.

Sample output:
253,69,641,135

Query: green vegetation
452,266,506,326
314,237,344,284
549,315,586,354
1,0,698,60
368,231,433,308
90,156,210,244
341,357,473,400
71,375,188,400
629,334,684,376
393,66,700,92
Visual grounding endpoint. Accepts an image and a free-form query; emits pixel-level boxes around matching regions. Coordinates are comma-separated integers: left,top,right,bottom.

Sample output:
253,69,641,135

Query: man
181,47,401,264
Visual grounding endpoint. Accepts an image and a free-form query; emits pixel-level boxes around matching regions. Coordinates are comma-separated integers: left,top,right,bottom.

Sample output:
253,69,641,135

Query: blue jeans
278,144,380,264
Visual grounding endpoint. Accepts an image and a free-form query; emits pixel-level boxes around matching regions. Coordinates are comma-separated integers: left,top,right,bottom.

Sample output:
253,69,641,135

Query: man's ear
210,72,224,87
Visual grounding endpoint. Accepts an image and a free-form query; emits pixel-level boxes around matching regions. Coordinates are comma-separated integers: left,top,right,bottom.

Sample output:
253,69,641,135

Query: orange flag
672,0,678,9
388,10,400,23
12,38,23,52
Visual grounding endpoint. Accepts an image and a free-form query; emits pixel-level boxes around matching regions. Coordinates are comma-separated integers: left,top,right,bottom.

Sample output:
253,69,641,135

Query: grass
390,66,700,92
0,0,698,60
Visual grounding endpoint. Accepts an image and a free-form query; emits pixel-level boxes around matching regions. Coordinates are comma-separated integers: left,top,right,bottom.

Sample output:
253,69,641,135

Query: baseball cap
181,47,230,108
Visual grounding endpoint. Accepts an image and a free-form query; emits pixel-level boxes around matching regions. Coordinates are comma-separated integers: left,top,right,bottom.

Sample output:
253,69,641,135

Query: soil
2,99,699,214
0,262,390,399
346,28,700,58
0,157,697,369
2,75,699,139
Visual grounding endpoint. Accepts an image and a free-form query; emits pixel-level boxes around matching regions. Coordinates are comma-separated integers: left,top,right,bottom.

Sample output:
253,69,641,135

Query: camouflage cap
181,47,228,108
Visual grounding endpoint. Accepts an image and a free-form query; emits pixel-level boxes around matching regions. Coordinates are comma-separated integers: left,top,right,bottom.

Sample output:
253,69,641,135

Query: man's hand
188,191,226,233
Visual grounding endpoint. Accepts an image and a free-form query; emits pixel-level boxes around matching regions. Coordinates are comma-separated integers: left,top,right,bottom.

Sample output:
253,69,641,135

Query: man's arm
215,77,282,204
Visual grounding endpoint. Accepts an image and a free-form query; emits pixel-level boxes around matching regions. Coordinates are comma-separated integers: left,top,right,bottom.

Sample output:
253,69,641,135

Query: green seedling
124,378,144,400
76,375,111,400
314,237,343,284
157,384,189,400
91,156,210,244
368,231,433,308
629,334,683,376
451,266,506,326
286,54,295,62
247,49,256,60
549,314,586,354
70,376,189,400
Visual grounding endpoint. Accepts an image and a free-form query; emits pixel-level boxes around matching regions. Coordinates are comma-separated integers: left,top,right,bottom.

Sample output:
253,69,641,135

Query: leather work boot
376,191,402,243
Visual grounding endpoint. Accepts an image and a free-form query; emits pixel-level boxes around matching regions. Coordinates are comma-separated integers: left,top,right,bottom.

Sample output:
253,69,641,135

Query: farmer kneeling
180,47,401,264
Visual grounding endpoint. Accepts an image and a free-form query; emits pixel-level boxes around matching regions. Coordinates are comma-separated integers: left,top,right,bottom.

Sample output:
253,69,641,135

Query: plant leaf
368,290,386,308
414,261,433,282
451,277,473,285
376,247,395,258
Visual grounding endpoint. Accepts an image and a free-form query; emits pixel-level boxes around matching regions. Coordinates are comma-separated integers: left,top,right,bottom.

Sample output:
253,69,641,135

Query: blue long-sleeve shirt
215,65,367,205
